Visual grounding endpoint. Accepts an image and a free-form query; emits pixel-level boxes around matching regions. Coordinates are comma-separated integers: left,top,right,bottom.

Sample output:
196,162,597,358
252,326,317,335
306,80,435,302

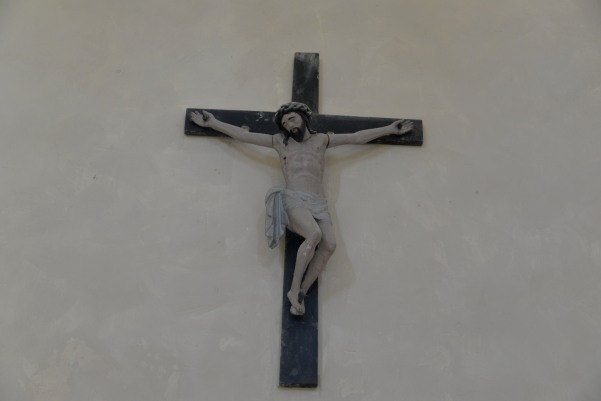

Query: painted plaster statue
190,102,413,315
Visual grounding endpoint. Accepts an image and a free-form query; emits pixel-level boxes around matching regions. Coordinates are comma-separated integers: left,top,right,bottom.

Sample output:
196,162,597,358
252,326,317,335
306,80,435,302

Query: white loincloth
264,188,331,249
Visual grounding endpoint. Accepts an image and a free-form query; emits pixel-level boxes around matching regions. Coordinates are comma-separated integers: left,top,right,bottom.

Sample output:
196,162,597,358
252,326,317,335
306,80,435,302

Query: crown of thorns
273,102,313,131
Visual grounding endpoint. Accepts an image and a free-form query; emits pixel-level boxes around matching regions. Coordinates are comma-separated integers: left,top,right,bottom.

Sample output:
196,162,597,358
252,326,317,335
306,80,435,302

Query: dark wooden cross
185,53,423,388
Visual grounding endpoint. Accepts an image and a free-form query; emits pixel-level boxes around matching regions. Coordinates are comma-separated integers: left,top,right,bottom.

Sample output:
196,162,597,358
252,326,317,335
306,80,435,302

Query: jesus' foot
287,290,306,315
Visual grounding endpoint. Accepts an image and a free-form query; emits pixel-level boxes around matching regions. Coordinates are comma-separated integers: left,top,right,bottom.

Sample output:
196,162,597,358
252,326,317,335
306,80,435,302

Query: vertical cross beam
279,53,320,388
292,52,319,112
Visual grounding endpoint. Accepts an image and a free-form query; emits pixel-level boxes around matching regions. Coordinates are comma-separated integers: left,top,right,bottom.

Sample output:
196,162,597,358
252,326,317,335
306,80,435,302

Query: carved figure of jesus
190,102,413,315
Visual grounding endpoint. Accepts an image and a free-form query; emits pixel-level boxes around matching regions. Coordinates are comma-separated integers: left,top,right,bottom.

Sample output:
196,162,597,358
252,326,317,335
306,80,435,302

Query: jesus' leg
300,219,336,295
286,207,322,315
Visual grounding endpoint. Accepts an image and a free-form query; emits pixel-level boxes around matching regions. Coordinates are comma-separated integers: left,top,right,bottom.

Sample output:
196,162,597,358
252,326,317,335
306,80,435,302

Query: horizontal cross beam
184,109,423,146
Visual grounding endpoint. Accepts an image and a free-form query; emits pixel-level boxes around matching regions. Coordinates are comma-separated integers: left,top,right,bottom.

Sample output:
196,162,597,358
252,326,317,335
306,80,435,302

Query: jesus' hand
190,110,215,128
390,119,413,135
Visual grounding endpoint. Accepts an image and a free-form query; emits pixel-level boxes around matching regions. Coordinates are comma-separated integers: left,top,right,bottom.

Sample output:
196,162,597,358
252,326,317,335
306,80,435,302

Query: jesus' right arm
190,110,273,148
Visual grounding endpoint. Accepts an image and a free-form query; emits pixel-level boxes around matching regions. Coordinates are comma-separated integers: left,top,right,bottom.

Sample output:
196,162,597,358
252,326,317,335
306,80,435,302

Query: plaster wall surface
1,0,601,400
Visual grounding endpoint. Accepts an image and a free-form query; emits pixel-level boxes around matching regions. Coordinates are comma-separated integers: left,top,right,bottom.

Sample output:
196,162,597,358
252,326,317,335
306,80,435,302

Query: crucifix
185,53,423,388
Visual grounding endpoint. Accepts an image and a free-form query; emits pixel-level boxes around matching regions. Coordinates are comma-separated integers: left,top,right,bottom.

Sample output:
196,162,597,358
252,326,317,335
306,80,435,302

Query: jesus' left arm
326,119,413,148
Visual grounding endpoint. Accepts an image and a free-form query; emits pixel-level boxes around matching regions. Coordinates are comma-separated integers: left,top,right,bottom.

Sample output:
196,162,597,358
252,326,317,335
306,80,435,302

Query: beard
288,120,307,142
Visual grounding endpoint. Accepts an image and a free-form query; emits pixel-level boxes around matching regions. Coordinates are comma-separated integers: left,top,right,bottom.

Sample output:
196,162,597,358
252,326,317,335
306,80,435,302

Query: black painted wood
292,53,319,112
278,52,321,388
184,109,423,146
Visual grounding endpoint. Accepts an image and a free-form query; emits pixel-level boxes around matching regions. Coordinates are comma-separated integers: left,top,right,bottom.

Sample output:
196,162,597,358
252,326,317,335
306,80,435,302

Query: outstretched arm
327,120,413,148
190,110,273,148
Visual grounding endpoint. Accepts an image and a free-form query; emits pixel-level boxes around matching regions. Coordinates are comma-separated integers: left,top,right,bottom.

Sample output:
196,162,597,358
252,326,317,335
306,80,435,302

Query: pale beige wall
2,0,601,400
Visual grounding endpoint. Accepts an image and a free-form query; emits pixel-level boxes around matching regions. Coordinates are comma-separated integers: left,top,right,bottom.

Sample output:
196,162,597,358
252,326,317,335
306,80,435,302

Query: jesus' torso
273,133,328,196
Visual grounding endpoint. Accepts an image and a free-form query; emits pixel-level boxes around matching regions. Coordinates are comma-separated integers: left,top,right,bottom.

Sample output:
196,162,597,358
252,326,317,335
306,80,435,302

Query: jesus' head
274,102,316,144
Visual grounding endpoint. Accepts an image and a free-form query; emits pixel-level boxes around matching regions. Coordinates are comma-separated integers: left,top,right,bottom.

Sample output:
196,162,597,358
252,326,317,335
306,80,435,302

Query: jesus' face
281,112,306,140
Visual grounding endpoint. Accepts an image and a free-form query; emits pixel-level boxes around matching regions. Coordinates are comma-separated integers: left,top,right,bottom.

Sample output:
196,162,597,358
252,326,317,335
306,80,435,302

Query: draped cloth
264,188,331,249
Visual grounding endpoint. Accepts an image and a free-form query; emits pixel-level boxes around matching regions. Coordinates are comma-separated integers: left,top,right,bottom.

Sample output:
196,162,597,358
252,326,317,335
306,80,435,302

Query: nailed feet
287,290,306,316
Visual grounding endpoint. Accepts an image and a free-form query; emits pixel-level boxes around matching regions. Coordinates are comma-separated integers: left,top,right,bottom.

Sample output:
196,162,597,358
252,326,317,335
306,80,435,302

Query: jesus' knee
301,229,322,256
319,237,336,256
